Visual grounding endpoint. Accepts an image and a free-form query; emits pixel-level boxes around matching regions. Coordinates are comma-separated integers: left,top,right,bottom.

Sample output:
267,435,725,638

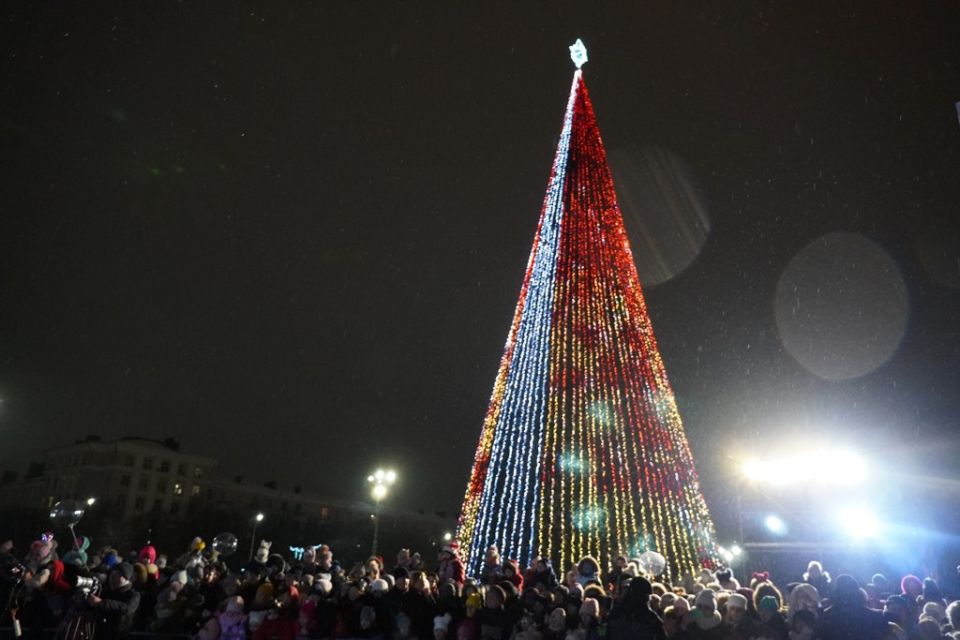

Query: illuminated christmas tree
457,41,718,580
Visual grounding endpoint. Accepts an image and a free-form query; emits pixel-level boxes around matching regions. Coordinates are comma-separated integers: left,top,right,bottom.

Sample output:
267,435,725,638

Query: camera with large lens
69,574,101,597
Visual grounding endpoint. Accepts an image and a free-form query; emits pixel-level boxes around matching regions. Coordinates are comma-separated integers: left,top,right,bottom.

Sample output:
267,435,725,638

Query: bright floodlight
765,514,787,535
837,506,879,539
740,446,868,488
822,449,868,485
443,532,453,541
741,458,765,480
730,544,743,556
86,497,96,506
374,469,386,483
717,546,733,562
372,484,389,501
384,470,397,484
255,512,265,522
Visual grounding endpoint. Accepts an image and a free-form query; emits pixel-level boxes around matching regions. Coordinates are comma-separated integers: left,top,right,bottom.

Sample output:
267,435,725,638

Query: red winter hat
139,545,157,564
48,560,72,593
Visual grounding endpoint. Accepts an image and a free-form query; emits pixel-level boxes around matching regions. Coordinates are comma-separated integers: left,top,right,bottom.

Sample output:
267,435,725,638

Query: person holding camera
86,562,141,639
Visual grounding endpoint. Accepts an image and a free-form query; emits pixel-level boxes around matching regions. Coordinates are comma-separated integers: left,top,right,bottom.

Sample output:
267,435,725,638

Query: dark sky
2,3,959,531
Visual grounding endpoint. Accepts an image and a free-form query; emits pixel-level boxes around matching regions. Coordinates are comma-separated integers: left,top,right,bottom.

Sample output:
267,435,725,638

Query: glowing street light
86,497,97,507
443,532,453,542
368,468,397,555
248,512,265,561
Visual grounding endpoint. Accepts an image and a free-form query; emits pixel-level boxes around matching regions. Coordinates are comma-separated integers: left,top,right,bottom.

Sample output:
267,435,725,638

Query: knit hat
103,549,119,569
922,601,946,623
116,562,134,582
132,562,148,584
570,583,585,600
758,595,779,612
790,583,819,607
726,593,748,610
191,537,206,552
172,569,189,585
660,592,677,609
369,579,389,594
695,588,717,609
631,576,653,597
139,545,157,564
257,582,275,599
466,592,482,610
579,597,600,618
225,596,244,614
391,566,410,580
673,596,690,613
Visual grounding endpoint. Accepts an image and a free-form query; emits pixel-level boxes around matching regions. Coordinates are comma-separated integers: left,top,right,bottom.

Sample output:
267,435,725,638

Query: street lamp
248,512,265,561
86,497,96,507
368,468,397,556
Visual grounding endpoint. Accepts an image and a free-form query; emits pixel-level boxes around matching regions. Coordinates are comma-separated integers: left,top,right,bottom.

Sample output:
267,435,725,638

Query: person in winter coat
437,546,465,587
253,587,300,640
526,558,558,592
606,577,665,640
816,574,887,640
476,585,511,640
196,596,247,640
479,547,503,586
802,561,831,599
88,562,142,639
502,560,524,593
756,595,788,640
683,588,724,639
542,607,566,640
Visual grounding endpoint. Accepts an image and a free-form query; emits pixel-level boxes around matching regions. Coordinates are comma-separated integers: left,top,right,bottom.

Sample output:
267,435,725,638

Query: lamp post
248,512,265,561
368,469,396,556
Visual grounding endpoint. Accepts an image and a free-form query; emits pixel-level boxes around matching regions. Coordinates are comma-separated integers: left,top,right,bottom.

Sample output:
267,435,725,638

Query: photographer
86,562,140,639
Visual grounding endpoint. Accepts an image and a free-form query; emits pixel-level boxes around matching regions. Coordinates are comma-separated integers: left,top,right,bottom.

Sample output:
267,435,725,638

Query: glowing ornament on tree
456,40,718,579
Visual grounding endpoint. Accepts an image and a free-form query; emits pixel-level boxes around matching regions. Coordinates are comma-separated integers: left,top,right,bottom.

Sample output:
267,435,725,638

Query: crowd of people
2,532,959,640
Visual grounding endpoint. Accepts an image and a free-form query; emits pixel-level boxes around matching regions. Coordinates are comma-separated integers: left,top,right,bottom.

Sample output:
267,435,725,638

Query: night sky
2,3,959,532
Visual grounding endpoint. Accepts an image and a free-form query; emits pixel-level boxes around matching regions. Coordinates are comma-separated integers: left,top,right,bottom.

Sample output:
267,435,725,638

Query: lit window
191,485,200,496
173,483,183,495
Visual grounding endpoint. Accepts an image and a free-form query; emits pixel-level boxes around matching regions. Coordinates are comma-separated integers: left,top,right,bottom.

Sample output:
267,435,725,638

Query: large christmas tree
457,41,718,580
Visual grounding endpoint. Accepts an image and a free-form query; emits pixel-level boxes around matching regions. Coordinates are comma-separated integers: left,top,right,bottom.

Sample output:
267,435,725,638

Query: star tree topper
569,38,588,69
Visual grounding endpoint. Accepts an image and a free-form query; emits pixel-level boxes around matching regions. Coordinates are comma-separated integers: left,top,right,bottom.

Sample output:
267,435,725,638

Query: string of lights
457,59,719,580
